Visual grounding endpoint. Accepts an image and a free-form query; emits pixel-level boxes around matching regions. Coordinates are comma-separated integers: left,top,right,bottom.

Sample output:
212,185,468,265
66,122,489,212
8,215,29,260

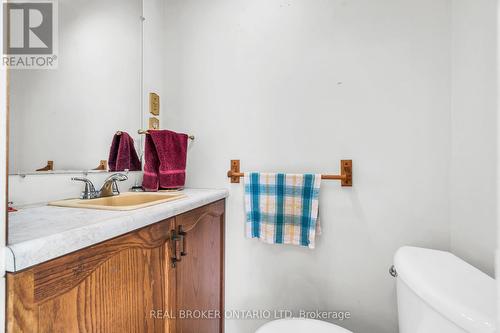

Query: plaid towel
244,173,321,249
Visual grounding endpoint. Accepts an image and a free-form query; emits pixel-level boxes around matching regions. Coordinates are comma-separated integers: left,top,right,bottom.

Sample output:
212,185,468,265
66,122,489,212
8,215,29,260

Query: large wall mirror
8,0,143,175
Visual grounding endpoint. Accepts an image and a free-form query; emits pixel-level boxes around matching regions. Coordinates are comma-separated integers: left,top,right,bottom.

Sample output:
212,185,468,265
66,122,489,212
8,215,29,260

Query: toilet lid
256,318,352,333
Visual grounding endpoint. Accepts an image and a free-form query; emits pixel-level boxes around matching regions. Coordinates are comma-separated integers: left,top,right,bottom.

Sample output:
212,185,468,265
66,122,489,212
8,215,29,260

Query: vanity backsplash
8,172,143,207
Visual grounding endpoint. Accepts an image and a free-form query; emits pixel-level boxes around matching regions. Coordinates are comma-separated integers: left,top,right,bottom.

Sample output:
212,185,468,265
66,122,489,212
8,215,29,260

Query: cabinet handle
170,229,182,268
178,225,187,257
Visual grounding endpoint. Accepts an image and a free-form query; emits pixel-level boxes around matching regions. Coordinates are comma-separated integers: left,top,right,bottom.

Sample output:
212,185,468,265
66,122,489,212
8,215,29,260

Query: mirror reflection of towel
108,132,141,172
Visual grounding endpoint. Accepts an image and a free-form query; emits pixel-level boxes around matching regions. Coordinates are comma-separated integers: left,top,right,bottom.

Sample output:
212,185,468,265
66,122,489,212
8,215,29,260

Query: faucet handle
72,177,97,199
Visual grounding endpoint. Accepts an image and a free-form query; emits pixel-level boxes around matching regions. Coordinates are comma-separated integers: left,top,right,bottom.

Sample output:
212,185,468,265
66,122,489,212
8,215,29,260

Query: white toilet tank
394,247,496,333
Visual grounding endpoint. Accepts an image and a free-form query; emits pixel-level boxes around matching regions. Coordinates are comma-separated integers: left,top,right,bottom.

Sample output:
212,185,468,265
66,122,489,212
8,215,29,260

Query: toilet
394,246,496,333
257,246,496,333
256,318,352,333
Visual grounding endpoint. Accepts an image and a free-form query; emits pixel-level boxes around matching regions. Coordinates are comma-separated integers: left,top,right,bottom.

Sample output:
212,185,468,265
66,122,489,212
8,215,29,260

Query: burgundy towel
108,132,142,172
143,134,161,191
142,130,188,191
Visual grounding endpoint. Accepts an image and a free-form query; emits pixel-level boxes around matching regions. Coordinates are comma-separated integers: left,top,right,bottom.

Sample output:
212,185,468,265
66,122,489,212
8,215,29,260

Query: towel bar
137,129,195,140
115,130,195,141
226,159,353,186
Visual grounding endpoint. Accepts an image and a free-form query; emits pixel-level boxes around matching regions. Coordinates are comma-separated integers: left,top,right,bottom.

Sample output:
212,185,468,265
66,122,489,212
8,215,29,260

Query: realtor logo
2,0,58,69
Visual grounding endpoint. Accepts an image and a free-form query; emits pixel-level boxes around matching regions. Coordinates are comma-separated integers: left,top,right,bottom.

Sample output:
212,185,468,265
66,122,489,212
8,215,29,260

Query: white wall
450,0,497,277
163,1,452,332
9,0,142,173
143,0,166,128
497,0,500,323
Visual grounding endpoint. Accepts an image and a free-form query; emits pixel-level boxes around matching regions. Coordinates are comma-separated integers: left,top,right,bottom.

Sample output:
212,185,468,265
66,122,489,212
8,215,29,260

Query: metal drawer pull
170,230,182,267
178,226,187,257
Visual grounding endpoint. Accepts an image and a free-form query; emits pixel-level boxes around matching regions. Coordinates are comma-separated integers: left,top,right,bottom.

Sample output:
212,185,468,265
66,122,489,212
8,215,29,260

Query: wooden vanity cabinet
6,200,225,333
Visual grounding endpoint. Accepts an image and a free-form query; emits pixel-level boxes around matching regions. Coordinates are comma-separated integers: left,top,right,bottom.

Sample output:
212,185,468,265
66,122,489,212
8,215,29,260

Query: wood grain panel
7,271,37,332
165,241,177,333
174,200,225,333
33,220,172,303
38,248,165,333
7,218,175,333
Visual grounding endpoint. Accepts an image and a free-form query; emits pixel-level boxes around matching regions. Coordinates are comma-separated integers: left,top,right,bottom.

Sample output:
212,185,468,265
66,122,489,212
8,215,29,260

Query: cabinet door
7,218,175,333
173,200,225,333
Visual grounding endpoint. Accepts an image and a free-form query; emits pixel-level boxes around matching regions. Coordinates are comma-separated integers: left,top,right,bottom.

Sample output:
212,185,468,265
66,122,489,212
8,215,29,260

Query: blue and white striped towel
244,173,321,249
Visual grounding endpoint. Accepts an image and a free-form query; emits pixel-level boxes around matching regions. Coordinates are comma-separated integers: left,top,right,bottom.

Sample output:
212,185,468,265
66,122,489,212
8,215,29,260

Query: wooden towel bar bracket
36,160,54,172
227,159,353,186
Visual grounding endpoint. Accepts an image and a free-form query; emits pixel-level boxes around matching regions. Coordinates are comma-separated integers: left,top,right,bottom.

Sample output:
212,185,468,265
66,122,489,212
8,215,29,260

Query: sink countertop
6,188,229,272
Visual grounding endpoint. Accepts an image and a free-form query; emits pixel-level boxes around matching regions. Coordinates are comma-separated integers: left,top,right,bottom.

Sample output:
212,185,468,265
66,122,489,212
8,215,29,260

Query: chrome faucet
71,177,98,199
72,173,128,199
100,173,128,197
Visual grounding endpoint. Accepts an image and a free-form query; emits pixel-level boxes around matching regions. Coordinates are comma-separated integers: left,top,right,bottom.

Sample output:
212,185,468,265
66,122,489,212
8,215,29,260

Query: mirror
8,0,143,175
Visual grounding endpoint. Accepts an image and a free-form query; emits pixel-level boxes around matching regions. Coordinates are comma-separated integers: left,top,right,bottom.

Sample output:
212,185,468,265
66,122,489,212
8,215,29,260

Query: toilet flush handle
389,265,398,278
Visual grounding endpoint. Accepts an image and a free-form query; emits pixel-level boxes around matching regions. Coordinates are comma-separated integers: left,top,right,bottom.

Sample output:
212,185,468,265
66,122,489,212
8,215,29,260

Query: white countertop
7,188,228,272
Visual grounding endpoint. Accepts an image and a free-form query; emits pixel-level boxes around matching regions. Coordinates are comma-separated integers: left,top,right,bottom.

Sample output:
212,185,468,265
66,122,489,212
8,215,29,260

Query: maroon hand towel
108,132,142,172
143,134,161,191
142,130,188,191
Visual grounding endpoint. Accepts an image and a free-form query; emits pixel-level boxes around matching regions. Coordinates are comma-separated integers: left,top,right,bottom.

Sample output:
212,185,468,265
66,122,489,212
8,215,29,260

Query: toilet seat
256,318,352,333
